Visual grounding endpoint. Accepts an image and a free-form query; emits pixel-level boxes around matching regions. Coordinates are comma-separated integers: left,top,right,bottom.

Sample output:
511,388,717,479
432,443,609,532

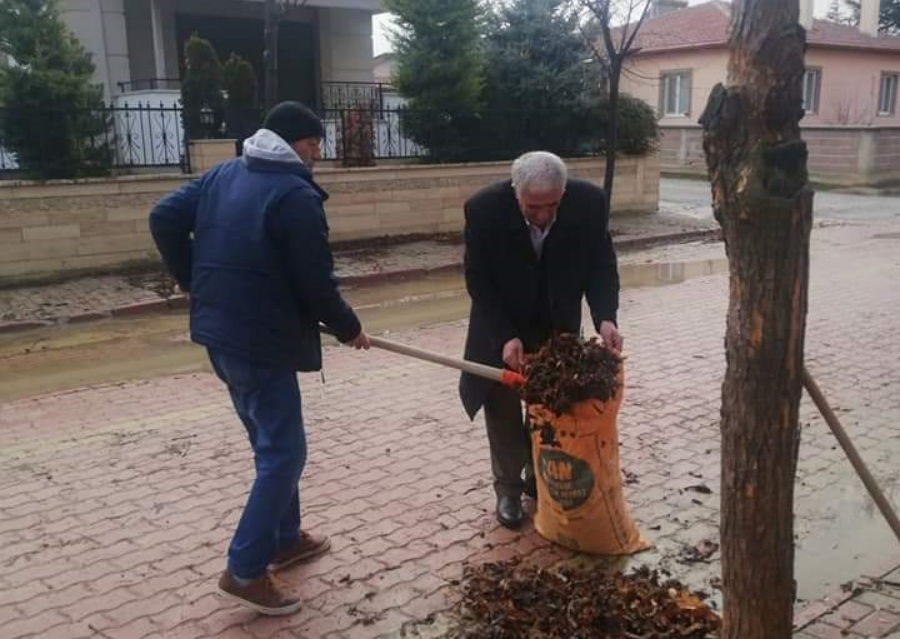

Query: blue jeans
208,349,307,580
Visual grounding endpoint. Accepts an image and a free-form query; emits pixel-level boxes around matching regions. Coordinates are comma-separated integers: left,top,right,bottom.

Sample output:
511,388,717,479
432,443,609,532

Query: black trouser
483,382,534,498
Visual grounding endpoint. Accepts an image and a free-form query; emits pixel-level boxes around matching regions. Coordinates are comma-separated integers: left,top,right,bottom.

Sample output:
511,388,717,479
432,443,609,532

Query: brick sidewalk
0,211,716,327
794,564,900,638
1,220,898,638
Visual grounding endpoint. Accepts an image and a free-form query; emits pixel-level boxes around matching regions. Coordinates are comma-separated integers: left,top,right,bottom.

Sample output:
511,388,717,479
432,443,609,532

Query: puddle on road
0,258,727,401
620,258,728,289
795,472,900,601
0,314,206,402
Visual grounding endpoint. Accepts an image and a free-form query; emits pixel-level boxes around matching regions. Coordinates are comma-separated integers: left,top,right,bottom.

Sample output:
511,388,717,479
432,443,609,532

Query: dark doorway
277,21,317,107
175,13,317,106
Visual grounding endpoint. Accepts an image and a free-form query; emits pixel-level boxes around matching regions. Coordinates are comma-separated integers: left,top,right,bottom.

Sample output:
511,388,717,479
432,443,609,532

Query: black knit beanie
262,101,324,143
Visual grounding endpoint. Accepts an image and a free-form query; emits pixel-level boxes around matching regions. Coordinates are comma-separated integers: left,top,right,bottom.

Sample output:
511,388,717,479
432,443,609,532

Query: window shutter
889,73,897,115
883,74,899,116
813,70,821,114
658,75,666,117
683,73,693,116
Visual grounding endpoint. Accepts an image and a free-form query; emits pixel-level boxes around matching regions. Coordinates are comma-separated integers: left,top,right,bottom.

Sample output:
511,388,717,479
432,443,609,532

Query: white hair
511,151,568,194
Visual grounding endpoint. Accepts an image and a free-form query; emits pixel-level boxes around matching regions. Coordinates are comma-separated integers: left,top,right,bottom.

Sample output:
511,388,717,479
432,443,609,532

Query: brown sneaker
217,570,303,616
270,531,332,571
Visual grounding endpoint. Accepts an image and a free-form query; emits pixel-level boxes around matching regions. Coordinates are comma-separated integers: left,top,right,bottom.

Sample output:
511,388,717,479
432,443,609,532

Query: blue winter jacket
149,129,360,371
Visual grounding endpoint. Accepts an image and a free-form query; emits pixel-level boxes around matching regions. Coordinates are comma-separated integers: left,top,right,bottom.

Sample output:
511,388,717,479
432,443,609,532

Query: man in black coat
459,151,623,528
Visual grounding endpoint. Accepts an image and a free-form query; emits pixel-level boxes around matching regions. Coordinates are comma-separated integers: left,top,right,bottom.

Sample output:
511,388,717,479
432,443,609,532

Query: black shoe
496,495,524,529
523,477,537,499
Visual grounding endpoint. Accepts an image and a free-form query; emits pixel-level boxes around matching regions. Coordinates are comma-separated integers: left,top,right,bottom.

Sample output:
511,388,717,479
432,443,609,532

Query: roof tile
613,1,900,54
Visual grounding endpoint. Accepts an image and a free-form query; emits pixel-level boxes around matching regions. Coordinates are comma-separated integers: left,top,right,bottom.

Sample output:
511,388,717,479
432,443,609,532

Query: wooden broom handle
320,326,526,388
803,367,900,545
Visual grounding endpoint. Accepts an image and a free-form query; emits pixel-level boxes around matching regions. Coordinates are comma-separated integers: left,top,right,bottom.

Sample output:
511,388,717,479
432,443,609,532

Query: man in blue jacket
150,102,369,616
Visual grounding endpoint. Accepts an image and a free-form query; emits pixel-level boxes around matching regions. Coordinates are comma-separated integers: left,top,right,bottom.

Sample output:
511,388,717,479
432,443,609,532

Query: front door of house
176,13,317,109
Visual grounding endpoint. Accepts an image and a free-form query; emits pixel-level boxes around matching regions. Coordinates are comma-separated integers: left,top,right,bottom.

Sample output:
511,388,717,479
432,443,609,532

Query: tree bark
699,0,813,636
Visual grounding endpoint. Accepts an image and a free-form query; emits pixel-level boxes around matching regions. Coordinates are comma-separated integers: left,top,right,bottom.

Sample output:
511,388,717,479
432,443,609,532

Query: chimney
799,0,814,29
859,0,881,37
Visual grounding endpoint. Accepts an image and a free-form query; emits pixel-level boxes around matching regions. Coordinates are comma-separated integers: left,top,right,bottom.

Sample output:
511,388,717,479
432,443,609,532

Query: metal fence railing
319,82,393,111
0,103,425,178
224,106,427,162
322,108,426,160
108,102,187,168
1,103,616,179
0,102,188,178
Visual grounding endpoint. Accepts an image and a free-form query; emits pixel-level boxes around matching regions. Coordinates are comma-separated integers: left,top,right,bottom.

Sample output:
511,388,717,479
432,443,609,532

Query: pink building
619,0,900,185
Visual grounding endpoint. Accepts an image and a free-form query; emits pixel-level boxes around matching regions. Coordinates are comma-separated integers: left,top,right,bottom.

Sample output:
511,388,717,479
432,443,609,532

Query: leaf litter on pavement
441,335,717,637
444,559,721,638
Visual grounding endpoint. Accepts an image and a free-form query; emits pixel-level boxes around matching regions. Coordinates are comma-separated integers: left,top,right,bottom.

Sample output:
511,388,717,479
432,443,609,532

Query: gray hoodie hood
242,129,305,166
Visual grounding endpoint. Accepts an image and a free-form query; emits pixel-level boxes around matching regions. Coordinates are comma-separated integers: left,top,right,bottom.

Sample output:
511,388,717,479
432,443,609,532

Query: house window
879,72,898,116
802,69,821,114
660,72,691,117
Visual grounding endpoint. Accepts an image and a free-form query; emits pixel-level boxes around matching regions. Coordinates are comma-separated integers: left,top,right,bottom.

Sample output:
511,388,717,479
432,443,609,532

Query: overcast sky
372,0,840,56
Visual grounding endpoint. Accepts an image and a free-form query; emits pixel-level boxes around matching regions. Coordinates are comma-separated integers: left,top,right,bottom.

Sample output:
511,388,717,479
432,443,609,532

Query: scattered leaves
678,541,720,564
446,559,720,638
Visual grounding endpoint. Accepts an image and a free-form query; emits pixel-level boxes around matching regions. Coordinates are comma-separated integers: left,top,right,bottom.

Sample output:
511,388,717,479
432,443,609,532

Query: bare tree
264,0,309,109
699,0,812,635
574,0,652,207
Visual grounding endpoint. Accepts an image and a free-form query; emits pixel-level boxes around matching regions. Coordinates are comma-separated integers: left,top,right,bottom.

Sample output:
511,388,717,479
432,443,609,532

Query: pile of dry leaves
446,560,720,639
523,334,622,415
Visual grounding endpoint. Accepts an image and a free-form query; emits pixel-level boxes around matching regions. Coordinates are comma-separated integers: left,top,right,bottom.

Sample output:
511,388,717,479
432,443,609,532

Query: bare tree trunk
700,0,813,636
578,0,650,209
604,58,621,207
264,0,279,109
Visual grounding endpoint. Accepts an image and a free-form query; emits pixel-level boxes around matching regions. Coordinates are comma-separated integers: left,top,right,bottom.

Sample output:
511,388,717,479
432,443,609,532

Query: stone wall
658,127,707,174
805,127,865,181
0,155,660,284
0,176,181,283
321,156,659,239
874,127,900,177
189,140,238,174
659,124,900,186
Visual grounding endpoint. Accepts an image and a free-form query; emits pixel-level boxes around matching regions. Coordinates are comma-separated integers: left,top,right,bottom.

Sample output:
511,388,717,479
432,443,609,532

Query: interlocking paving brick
1,221,899,638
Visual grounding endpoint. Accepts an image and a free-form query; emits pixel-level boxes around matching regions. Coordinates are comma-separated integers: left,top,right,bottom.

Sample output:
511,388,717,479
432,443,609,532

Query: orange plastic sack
528,367,651,555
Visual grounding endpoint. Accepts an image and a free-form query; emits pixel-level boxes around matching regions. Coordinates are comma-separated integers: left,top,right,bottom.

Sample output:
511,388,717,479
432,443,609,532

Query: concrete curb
0,321,53,335
0,297,190,335
338,228,721,288
339,263,463,288
615,228,720,251
0,228,721,336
